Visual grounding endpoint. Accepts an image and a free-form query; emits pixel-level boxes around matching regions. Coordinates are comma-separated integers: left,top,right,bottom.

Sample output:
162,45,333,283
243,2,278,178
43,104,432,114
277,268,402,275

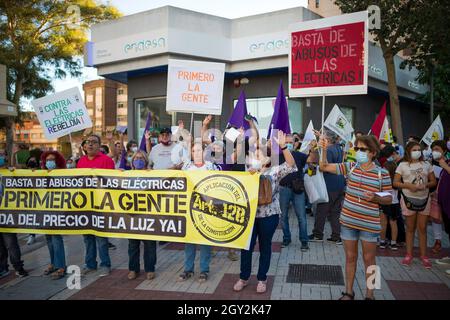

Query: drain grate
286,264,345,285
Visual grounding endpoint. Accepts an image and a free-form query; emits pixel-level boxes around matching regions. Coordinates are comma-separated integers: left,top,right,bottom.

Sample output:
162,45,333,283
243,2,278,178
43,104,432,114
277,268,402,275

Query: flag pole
189,112,194,134
68,132,74,157
321,95,326,133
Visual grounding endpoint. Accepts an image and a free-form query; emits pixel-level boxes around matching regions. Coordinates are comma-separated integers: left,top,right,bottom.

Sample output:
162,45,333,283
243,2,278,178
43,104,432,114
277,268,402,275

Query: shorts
401,196,431,217
340,225,379,243
381,203,401,220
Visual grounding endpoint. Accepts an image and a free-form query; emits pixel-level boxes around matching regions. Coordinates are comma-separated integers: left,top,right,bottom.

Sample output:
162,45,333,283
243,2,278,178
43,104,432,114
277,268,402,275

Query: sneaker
82,267,97,276
233,279,248,292
281,240,291,248
379,240,388,249
227,250,239,261
198,272,208,283
436,257,450,265
431,240,442,254
327,237,343,245
26,235,35,245
308,234,323,242
15,268,28,277
0,270,10,279
401,254,413,266
390,243,398,251
146,272,155,280
98,266,111,277
51,268,65,280
108,242,116,250
301,242,309,252
128,271,138,280
256,280,267,294
420,256,432,269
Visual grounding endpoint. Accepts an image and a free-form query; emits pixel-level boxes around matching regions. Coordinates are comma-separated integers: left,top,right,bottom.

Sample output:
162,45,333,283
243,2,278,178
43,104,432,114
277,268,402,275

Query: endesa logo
123,38,166,54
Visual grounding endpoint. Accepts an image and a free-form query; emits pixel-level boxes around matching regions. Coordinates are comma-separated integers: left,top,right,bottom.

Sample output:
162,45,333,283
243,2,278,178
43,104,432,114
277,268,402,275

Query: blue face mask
387,156,394,162
127,156,133,164
46,160,57,170
0,156,5,167
286,143,294,151
355,150,369,164
133,159,146,170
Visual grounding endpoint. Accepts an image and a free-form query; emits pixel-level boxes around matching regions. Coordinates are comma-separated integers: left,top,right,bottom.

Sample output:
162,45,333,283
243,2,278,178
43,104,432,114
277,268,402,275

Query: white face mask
411,150,422,160
249,158,262,170
131,146,138,153
432,151,442,161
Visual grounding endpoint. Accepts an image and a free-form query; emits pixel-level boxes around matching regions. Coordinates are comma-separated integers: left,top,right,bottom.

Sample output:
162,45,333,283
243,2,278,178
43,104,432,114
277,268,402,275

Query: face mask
66,163,75,169
432,151,442,161
387,156,394,162
250,159,262,170
286,143,294,151
127,156,133,163
131,146,138,153
46,160,56,170
355,150,369,164
133,159,146,170
411,151,422,160
0,156,5,166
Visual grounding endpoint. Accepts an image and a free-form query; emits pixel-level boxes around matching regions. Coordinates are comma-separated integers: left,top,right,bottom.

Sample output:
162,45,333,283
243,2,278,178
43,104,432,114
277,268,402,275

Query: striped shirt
336,162,393,233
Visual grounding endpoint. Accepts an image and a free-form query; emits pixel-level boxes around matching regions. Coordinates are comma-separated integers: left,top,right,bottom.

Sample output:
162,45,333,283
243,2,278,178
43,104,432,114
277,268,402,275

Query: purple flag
139,112,152,151
119,148,127,169
267,81,291,153
228,91,250,130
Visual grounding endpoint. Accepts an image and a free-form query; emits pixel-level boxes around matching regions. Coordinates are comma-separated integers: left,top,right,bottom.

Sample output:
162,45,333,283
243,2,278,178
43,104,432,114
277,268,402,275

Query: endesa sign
289,11,368,97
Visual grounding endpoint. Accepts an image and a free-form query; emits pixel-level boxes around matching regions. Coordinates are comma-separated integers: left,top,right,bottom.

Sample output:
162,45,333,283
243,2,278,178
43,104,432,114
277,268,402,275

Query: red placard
291,21,365,90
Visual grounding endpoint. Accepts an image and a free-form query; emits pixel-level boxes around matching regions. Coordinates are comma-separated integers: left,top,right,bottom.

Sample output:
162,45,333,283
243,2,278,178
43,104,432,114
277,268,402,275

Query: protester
25,155,40,246
319,135,393,300
13,143,30,169
309,129,345,244
66,156,77,169
148,127,187,170
127,150,157,281
434,139,450,274
40,151,67,280
379,161,400,250
76,134,115,276
233,129,297,294
279,134,316,251
0,149,7,168
178,142,216,282
393,141,437,269
392,136,405,158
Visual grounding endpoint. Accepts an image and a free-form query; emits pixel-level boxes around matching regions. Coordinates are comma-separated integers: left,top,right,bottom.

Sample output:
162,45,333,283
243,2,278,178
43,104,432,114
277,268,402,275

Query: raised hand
274,130,286,148
178,119,185,129
144,130,151,140
202,115,212,127
319,135,328,150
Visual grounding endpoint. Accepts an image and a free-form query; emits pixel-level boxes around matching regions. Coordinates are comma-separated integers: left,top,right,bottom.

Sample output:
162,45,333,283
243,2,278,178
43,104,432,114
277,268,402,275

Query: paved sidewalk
0,209,449,300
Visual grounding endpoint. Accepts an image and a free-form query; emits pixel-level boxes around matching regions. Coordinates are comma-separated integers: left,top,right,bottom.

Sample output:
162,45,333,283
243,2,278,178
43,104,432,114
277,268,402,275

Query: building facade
85,6,430,143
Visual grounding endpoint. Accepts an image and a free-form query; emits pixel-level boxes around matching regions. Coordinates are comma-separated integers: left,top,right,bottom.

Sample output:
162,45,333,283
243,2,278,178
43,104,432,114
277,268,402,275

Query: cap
160,127,172,134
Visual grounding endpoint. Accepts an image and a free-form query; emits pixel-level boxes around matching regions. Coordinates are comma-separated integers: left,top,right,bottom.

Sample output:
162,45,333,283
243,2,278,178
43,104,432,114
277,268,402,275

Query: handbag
304,169,329,204
258,175,273,206
401,191,429,211
291,177,305,194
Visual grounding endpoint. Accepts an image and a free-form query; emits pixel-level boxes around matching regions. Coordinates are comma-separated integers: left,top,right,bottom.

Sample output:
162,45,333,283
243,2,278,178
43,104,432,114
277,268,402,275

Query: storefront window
233,97,302,138
135,97,172,141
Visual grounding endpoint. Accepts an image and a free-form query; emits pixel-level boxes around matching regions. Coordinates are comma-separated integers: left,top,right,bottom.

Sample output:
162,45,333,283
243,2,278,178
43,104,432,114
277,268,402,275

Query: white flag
323,105,354,142
379,117,393,143
300,120,315,153
422,115,444,146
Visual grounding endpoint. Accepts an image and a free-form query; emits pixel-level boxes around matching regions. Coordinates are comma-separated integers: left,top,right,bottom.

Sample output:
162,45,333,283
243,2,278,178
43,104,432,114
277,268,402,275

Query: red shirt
76,152,115,169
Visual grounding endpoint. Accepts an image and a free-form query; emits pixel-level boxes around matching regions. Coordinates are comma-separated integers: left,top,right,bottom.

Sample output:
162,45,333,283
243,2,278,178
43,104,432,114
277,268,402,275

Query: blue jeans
46,235,66,270
184,244,211,273
279,186,308,243
240,214,279,281
128,240,157,273
340,225,379,243
83,235,111,269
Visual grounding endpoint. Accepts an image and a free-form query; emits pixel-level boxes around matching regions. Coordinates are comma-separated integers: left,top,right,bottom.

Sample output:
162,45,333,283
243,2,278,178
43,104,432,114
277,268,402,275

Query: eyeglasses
354,147,369,152
86,140,99,145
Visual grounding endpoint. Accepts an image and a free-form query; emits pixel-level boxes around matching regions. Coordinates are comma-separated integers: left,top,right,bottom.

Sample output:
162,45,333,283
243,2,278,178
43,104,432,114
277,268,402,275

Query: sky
19,0,308,111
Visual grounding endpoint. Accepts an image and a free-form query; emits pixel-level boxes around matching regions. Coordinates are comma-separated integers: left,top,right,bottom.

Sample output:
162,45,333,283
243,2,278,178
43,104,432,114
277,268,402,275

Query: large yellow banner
0,169,259,249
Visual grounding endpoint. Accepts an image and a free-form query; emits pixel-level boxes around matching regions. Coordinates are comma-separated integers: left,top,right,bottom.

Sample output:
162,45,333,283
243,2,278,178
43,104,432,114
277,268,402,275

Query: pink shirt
76,152,115,169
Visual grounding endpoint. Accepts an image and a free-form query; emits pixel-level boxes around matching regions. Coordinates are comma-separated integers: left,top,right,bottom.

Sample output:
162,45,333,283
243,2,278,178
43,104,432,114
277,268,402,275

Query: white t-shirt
395,161,433,199
149,143,188,170
182,161,217,171
392,189,399,205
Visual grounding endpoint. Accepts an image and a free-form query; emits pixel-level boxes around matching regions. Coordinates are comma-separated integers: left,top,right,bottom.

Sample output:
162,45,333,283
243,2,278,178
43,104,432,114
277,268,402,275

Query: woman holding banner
318,135,393,300
40,150,67,280
127,149,158,281
233,129,297,294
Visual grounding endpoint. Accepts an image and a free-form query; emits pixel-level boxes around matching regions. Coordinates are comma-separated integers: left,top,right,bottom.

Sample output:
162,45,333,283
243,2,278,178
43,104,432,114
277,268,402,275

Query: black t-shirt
279,151,308,186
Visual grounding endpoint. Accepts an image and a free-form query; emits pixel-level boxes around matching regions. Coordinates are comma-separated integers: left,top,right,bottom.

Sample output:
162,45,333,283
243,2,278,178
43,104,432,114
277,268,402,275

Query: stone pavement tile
386,280,450,300
0,275,68,300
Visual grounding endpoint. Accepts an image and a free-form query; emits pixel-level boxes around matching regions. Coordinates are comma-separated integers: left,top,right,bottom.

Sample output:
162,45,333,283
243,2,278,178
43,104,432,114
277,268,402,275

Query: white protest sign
31,87,92,140
166,59,225,115
300,120,316,153
324,104,354,142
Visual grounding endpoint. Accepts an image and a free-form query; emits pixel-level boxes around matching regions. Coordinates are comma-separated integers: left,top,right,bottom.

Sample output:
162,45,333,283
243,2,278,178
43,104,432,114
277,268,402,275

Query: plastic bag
304,170,329,204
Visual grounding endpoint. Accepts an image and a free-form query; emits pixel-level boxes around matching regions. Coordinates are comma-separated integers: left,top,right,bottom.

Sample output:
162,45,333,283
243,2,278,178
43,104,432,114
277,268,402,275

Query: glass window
135,97,171,141
118,103,124,109
315,0,320,8
118,89,124,96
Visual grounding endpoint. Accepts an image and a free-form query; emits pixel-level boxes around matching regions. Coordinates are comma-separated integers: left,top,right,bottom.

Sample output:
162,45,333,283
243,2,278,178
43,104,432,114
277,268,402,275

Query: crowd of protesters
1,116,450,299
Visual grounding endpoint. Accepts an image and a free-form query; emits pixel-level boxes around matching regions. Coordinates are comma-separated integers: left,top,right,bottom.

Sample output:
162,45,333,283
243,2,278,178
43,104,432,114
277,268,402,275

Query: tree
0,0,121,163
334,0,428,143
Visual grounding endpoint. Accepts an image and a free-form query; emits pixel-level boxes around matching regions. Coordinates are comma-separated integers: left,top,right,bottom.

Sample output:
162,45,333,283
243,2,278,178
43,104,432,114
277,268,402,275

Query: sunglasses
354,147,370,152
